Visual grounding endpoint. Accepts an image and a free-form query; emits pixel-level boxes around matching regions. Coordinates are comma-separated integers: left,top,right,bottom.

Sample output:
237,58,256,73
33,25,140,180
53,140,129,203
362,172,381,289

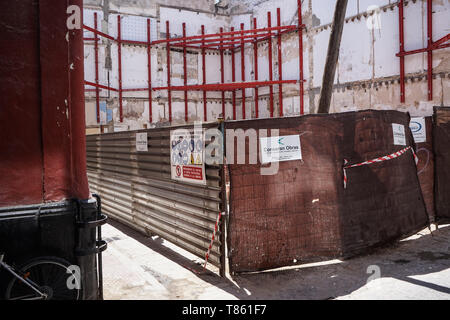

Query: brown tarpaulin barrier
226,110,429,273
433,107,450,220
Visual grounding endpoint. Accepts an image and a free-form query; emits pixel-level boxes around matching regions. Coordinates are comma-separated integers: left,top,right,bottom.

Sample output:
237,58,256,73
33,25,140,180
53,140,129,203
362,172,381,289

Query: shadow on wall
107,218,450,300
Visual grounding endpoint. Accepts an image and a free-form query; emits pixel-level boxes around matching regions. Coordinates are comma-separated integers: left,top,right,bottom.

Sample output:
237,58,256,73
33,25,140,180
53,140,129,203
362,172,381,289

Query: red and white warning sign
170,129,206,185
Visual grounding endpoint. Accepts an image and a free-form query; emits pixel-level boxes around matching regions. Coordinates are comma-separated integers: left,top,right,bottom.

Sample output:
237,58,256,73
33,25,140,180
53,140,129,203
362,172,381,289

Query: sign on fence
170,129,206,185
260,135,302,164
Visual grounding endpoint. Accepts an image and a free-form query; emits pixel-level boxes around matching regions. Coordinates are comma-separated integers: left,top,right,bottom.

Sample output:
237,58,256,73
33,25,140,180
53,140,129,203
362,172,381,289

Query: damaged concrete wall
84,0,450,131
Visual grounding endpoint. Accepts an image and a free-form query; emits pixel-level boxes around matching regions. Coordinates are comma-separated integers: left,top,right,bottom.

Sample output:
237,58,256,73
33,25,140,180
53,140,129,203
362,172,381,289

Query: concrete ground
102,220,450,300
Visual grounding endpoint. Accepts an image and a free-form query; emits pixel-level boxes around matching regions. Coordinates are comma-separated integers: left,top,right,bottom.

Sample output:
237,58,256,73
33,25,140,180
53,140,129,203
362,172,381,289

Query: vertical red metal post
147,19,153,123
202,25,207,122
398,0,405,103
183,23,188,122
298,0,304,115
220,27,225,119
268,12,274,118
117,15,123,122
166,21,172,122
231,27,236,120
253,18,259,119
240,23,246,120
94,12,100,123
277,8,283,117
427,0,433,101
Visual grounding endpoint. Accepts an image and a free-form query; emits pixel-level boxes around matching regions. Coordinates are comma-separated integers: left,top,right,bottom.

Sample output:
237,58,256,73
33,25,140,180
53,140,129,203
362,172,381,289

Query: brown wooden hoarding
433,107,450,220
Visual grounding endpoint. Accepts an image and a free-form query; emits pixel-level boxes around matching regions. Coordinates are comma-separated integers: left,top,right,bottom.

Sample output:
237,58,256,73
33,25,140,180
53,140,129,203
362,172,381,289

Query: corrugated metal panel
86,123,224,268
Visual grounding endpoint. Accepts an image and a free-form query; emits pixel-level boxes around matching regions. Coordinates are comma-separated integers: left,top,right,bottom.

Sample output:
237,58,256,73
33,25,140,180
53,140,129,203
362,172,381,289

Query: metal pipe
427,0,433,101
240,23,246,120
268,12,274,118
151,80,297,92
253,18,259,119
147,19,153,124
298,0,304,115
183,23,188,122
94,13,100,123
231,27,236,120
399,0,405,103
117,15,123,122
166,21,172,122
220,27,225,119
202,25,207,122
277,8,283,117
151,25,297,45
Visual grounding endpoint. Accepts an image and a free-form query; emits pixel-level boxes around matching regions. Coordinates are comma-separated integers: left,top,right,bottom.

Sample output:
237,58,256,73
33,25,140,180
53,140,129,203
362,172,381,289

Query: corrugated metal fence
86,123,225,274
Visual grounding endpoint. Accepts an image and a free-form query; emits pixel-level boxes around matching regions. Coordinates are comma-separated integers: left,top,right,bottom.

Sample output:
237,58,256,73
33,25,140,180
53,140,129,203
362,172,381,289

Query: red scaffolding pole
231,26,236,120
277,8,283,117
202,25,207,122
253,18,259,119
240,23,246,120
220,27,225,119
94,12,100,123
83,2,306,124
147,19,153,123
298,0,304,115
117,15,123,122
183,23,188,122
397,0,450,103
166,21,172,122
268,11,274,118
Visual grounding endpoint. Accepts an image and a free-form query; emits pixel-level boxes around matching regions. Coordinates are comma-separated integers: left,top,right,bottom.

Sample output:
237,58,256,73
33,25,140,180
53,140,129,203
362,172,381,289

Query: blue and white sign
410,117,427,143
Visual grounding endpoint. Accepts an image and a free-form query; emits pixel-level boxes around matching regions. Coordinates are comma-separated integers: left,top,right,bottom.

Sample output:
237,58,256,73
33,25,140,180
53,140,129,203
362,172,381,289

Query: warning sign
170,129,206,185
392,123,406,146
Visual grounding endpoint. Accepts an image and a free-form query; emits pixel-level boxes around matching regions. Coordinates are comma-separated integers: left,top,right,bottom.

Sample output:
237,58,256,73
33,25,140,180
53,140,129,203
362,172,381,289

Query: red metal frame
240,23,246,120
147,19,153,123
220,27,225,119
298,0,304,115
83,3,306,124
231,26,236,120
183,23,188,122
277,8,283,117
94,13,100,123
166,21,172,122
117,15,123,122
253,18,259,119
397,0,450,103
202,25,207,122
268,12,274,118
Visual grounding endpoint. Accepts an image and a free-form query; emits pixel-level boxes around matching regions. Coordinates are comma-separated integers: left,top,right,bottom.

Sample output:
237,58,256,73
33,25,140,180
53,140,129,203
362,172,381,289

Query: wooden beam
317,0,348,114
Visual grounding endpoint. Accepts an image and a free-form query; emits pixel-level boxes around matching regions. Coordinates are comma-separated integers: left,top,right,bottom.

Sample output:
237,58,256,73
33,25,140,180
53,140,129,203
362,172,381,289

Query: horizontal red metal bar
396,42,450,57
85,81,119,92
152,80,297,92
152,25,297,45
83,25,115,41
168,26,297,46
432,33,450,48
122,88,149,92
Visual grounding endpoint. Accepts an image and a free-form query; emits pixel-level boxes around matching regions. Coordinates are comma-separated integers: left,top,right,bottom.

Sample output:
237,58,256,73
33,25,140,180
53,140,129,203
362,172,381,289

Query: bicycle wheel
5,256,81,300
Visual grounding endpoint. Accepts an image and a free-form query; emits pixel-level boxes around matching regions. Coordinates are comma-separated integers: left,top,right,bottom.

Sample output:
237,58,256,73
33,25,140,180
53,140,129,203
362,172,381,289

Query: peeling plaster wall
84,0,450,131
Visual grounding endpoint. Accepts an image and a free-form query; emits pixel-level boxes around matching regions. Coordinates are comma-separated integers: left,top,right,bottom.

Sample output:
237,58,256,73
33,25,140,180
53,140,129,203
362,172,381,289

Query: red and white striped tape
203,211,223,269
343,146,418,189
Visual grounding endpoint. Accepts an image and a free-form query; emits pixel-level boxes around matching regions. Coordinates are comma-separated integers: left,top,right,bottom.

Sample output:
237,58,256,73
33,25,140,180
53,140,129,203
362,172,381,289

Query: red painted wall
0,0,89,207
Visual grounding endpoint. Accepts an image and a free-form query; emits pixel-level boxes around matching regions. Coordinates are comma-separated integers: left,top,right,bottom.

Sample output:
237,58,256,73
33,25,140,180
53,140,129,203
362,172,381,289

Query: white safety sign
136,132,148,152
392,123,406,146
410,117,427,143
260,135,302,164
